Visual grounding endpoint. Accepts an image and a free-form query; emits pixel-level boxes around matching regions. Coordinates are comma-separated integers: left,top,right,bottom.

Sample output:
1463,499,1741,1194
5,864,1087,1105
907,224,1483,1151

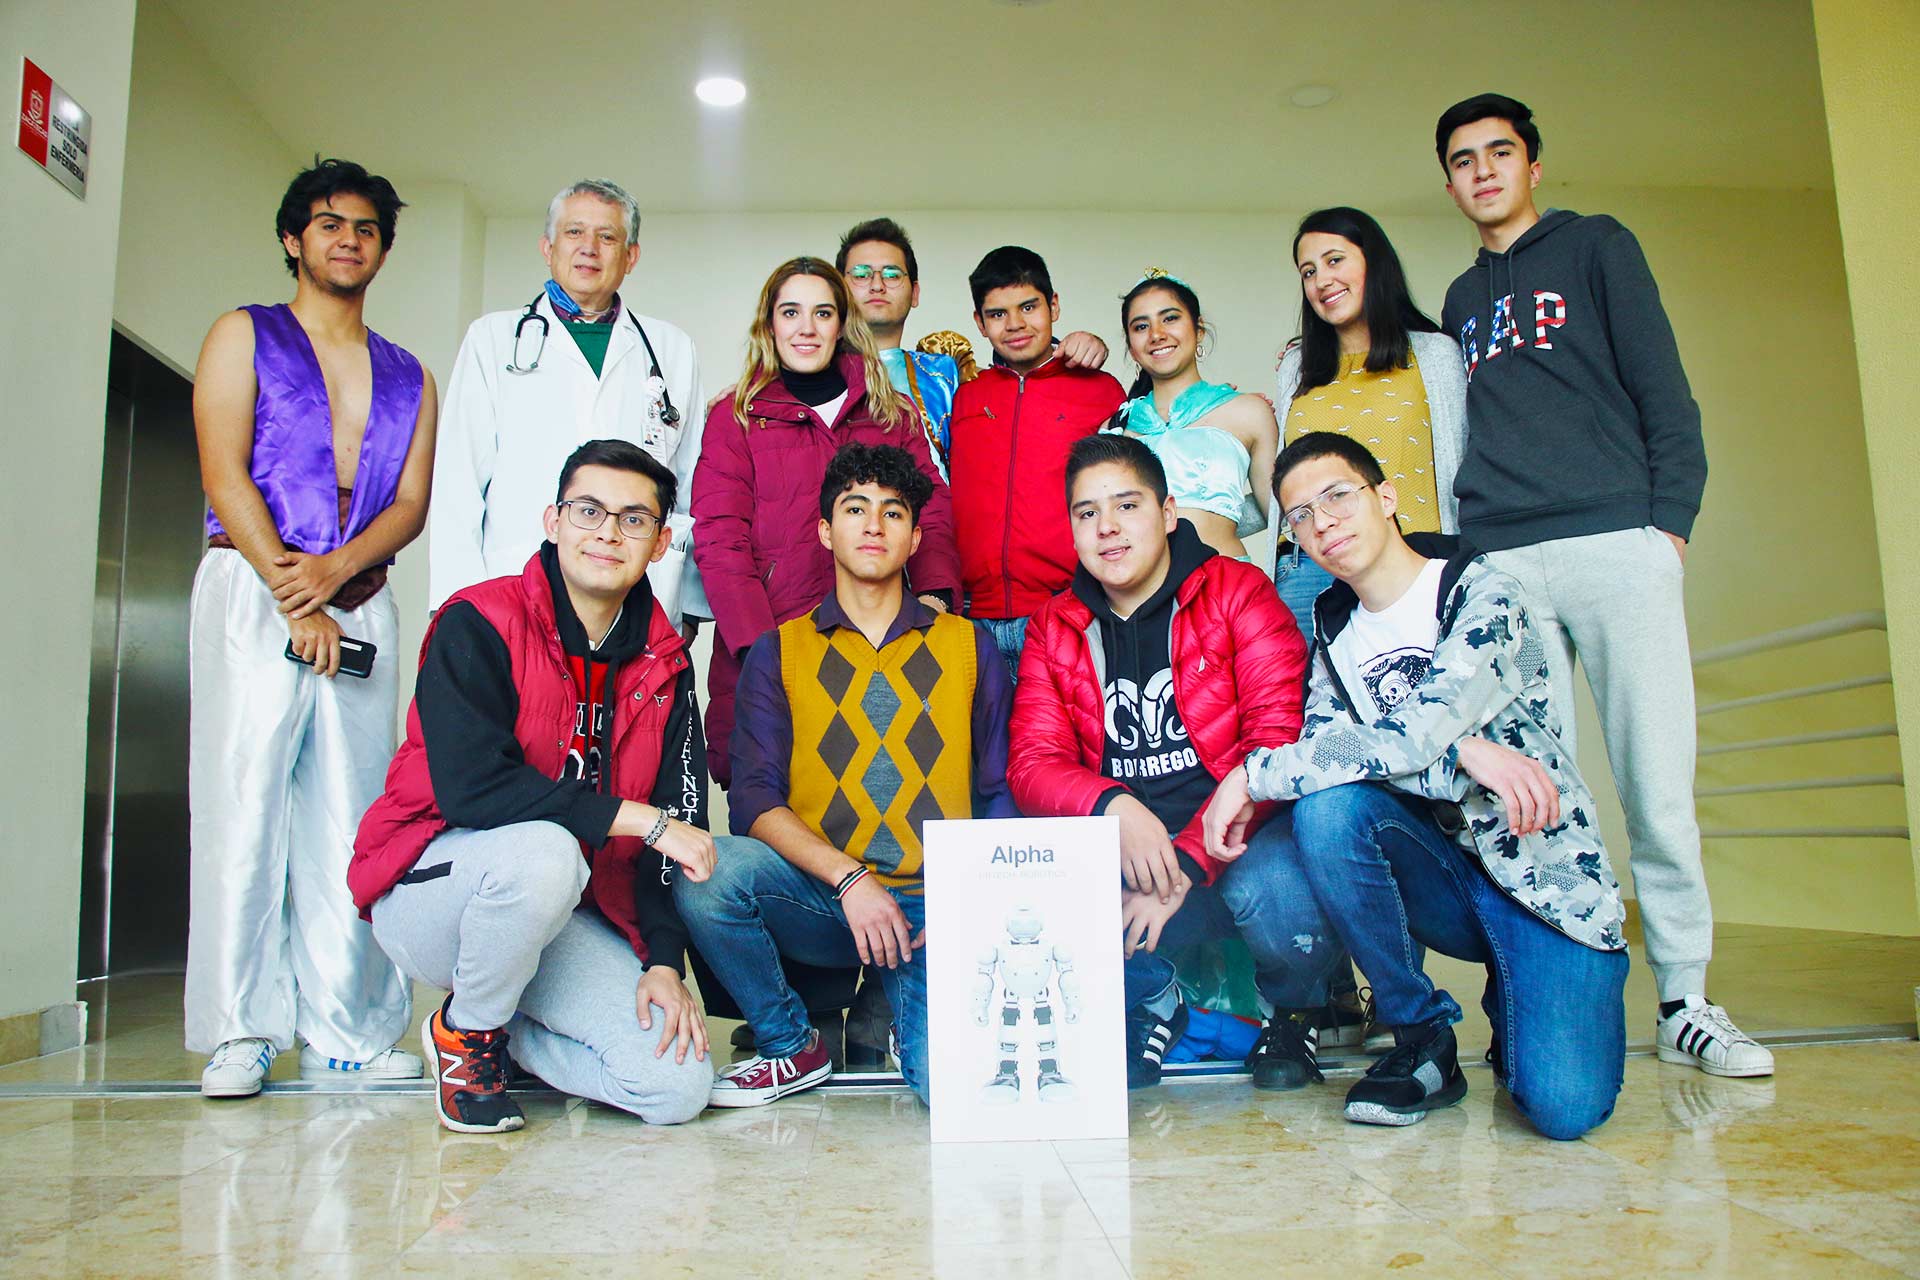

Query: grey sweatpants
1486,526,1710,1001
371,821,712,1124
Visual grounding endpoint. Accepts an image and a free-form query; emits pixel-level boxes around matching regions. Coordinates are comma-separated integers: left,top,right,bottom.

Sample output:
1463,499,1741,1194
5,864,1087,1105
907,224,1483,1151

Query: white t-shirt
1329,558,1446,722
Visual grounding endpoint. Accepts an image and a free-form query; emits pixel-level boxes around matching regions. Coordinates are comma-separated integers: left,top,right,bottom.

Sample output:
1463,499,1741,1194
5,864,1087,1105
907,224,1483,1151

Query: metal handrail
1700,827,1910,840
1696,773,1903,798
1691,611,1904,843
1698,724,1898,756
1697,674,1892,717
1693,611,1886,666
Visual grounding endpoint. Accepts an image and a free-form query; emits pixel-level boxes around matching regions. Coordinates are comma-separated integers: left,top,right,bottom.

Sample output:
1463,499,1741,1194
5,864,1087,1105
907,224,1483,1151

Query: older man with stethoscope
430,179,706,624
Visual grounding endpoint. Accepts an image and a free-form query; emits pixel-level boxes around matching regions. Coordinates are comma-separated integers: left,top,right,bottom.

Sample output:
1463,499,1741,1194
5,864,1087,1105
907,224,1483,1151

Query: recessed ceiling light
1289,84,1338,109
695,77,747,107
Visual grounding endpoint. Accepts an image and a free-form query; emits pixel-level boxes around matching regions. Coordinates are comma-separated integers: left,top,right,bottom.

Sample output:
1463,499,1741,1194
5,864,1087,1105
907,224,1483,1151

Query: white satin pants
184,549,411,1058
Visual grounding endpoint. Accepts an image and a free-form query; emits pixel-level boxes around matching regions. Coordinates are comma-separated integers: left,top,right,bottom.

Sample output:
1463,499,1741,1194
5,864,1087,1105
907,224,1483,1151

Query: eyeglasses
559,499,661,538
846,264,907,286
1282,482,1374,532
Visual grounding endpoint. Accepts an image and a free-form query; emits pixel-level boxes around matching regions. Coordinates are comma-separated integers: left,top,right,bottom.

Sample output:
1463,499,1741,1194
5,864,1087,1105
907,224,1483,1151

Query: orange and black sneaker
421,997,525,1134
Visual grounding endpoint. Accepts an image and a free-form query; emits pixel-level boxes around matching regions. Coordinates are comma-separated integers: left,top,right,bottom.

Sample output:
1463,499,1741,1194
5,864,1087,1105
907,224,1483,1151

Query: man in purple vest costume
187,159,439,1099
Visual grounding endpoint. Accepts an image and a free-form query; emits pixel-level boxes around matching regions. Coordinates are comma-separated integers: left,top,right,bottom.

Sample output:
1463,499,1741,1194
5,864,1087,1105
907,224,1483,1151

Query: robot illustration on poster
973,905,1081,1103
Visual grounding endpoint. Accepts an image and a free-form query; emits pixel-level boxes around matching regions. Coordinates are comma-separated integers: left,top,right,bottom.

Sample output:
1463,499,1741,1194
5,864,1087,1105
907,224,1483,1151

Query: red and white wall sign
16,58,90,199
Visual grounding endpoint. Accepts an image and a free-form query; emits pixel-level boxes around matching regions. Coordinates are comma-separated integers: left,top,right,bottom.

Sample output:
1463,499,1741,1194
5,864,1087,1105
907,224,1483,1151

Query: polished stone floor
3,919,1916,1277
3,1043,1918,1277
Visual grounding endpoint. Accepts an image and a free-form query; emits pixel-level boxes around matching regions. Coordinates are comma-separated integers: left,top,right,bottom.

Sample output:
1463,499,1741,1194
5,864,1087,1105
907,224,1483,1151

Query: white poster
924,816,1128,1143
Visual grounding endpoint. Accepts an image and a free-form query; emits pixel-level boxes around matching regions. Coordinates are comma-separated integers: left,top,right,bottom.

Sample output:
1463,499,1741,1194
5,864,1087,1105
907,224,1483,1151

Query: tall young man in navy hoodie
1434,92,1770,1077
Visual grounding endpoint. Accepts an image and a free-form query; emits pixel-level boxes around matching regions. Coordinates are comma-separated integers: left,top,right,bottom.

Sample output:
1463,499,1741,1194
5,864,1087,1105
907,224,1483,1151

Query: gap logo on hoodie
1456,290,1567,384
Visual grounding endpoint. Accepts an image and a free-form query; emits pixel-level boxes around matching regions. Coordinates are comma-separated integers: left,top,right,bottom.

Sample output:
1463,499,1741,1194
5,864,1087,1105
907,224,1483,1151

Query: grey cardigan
1272,329,1467,535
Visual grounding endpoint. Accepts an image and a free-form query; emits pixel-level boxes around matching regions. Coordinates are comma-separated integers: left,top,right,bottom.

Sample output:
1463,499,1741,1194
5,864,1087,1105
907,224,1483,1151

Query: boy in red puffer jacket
948,246,1125,677
1011,433,1337,1093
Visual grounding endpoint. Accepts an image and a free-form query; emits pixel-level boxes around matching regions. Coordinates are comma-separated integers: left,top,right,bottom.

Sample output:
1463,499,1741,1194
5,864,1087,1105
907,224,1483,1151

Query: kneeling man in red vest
351,439,717,1133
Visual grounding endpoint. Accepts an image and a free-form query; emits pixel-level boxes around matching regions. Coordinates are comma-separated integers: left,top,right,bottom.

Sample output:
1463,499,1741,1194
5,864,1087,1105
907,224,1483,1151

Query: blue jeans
974,615,1029,682
1122,809,1341,1018
674,837,930,1102
1273,547,1334,642
1290,784,1628,1140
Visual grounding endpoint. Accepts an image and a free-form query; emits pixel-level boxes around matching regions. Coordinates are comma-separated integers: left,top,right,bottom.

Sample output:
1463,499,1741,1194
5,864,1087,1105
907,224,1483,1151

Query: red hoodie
948,355,1125,619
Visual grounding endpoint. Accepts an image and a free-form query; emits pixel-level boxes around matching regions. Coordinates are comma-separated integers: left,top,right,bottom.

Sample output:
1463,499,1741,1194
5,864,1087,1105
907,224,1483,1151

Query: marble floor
1,1043,1917,1277
3,919,1916,1277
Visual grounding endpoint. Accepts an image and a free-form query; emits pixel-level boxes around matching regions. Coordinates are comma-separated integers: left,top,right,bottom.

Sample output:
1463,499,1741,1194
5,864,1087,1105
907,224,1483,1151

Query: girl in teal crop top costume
1110,272,1279,564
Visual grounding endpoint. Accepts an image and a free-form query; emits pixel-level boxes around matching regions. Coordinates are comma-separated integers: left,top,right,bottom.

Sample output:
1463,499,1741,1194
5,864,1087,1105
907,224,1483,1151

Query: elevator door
78,330,204,977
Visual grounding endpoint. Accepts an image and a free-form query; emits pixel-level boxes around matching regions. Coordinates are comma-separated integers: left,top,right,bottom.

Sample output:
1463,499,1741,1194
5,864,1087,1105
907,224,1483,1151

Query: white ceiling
171,0,1834,217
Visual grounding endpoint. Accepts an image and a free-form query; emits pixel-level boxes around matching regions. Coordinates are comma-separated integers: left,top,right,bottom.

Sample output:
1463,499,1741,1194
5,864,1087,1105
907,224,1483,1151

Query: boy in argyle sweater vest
677,444,1015,1107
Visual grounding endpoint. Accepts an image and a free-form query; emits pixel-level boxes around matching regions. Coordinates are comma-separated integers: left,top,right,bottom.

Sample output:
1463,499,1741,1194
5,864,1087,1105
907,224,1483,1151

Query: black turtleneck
780,363,848,407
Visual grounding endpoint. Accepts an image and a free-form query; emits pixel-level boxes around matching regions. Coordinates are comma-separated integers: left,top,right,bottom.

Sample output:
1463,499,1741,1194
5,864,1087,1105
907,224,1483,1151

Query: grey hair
545,179,642,247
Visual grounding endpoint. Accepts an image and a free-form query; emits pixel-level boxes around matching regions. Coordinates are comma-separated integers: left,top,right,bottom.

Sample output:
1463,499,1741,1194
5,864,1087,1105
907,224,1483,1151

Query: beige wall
1813,0,1920,930
112,0,295,375
0,0,137,1021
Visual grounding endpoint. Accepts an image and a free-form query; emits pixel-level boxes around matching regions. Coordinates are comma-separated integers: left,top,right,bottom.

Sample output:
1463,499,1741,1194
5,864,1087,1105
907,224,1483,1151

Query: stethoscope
505,293,682,429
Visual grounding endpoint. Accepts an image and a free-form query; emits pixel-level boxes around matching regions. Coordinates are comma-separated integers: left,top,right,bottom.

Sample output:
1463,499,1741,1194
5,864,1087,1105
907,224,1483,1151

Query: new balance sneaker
1247,1011,1324,1091
708,1027,834,1108
201,1037,277,1098
299,1045,425,1081
1657,996,1775,1078
1344,1022,1469,1126
1125,992,1189,1089
422,999,524,1134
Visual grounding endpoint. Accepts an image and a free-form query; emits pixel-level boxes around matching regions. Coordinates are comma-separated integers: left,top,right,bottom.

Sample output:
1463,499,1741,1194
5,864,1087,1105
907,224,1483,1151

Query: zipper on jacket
1001,372,1027,617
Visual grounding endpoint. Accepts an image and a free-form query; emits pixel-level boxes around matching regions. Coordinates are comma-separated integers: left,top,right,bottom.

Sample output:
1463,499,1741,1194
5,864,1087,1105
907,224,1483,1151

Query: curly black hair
275,157,405,278
818,443,934,524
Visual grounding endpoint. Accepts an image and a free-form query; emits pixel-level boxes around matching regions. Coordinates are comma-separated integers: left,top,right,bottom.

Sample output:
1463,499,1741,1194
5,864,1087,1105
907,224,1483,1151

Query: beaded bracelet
642,808,671,848
834,866,871,900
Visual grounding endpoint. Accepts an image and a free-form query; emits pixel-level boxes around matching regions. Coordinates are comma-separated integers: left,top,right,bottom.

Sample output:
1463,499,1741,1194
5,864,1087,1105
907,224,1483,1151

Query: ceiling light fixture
695,77,747,107
1289,84,1338,109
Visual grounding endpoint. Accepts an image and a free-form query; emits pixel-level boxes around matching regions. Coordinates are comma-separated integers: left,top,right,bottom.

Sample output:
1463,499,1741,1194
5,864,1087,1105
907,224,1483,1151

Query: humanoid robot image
973,905,1081,1104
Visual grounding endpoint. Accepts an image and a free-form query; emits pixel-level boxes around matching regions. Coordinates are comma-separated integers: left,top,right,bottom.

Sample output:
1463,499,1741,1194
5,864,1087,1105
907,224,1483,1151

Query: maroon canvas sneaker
708,1027,833,1108
422,997,525,1134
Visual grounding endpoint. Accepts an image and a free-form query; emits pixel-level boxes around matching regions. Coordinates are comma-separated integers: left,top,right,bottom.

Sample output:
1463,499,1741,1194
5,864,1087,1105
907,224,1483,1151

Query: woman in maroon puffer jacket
691,256,960,786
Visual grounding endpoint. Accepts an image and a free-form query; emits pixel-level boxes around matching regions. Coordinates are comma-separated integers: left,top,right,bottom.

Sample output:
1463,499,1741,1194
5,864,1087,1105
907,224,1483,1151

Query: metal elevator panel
79,331,202,977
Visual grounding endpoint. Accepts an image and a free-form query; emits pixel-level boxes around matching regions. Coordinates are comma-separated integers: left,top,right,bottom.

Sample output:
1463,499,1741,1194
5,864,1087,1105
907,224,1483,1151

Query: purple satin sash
204,303,424,559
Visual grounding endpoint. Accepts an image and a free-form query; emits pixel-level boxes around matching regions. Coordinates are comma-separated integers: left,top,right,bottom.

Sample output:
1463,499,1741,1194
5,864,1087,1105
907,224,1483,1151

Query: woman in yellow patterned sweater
1274,207,1467,639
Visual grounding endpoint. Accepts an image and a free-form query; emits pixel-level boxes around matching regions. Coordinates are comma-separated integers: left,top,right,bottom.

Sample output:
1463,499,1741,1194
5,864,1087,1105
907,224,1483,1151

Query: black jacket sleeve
417,602,623,843
631,665,708,974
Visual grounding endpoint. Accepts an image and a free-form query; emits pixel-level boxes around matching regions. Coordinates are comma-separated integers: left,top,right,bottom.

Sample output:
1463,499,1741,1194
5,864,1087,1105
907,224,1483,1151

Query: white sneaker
299,1045,425,1081
1657,997,1775,1078
201,1037,277,1098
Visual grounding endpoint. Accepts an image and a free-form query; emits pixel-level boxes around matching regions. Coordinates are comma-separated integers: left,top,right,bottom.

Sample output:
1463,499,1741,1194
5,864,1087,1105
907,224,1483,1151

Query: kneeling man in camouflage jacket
1204,431,1628,1141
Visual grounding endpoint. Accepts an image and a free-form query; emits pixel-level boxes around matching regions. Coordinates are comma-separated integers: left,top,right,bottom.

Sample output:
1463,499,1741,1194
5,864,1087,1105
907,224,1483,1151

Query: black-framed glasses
847,264,907,285
559,499,661,538
1282,482,1374,532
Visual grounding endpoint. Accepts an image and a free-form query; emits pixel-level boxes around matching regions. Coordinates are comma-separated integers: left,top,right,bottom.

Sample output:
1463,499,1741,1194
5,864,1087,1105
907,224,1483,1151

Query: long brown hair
732,256,905,429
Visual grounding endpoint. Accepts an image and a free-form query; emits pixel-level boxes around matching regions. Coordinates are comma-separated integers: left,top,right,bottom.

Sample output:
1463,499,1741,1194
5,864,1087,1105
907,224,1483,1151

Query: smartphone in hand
284,636,377,679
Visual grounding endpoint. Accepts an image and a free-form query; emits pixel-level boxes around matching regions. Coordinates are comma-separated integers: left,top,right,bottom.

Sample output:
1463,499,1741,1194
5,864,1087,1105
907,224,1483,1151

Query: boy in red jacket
1011,434,1338,1091
948,246,1126,676
352,440,719,1134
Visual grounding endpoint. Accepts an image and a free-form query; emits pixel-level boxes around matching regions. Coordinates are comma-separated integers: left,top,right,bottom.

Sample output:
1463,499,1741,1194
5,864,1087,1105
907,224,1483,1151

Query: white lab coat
429,292,708,623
